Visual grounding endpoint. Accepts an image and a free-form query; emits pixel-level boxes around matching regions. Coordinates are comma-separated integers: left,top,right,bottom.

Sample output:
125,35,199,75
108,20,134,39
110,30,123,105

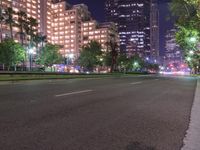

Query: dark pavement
0,76,197,150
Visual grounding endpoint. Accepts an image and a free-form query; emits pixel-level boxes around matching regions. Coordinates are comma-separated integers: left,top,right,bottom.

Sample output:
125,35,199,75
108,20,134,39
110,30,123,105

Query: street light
189,37,197,43
134,62,138,66
186,57,192,62
65,53,74,66
189,50,194,55
69,53,74,59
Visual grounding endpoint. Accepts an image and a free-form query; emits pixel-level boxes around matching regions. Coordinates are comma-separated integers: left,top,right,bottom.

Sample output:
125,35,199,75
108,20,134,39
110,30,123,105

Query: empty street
0,76,197,150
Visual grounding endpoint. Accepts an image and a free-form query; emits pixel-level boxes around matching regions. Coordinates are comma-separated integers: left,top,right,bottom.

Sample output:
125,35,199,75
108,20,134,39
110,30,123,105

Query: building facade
150,0,159,59
105,0,159,59
1,0,42,41
164,29,183,64
0,0,119,59
46,2,91,58
82,21,119,52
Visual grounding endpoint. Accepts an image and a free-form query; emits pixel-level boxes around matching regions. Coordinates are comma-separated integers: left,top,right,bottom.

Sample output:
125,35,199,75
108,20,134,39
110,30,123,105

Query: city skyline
1,0,175,58
1,2,200,150
68,0,175,57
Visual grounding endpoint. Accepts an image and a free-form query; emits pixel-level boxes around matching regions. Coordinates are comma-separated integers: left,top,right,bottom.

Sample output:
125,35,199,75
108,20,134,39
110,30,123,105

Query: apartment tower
150,0,159,59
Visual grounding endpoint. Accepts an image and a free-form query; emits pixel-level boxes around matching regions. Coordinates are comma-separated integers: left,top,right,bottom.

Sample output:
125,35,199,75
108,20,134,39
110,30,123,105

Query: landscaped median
0,72,149,81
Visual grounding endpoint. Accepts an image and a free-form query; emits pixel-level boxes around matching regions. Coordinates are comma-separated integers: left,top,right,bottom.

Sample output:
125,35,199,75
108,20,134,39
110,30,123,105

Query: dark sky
68,0,175,56
68,0,105,21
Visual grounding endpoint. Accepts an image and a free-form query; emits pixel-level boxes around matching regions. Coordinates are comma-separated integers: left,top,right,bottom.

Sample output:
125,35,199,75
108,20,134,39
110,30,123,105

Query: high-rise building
164,29,183,64
82,21,119,52
1,0,42,41
1,0,119,59
150,0,159,59
105,0,151,58
105,0,159,59
46,2,91,58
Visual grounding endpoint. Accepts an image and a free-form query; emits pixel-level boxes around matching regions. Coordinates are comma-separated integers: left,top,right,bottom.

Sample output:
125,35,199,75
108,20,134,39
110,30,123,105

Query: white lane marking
55,90,93,97
181,78,200,150
154,79,159,81
130,82,143,85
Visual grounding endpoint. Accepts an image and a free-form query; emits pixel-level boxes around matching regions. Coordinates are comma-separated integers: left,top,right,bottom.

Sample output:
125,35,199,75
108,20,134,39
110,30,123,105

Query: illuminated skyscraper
150,0,159,59
105,0,151,57
165,29,183,64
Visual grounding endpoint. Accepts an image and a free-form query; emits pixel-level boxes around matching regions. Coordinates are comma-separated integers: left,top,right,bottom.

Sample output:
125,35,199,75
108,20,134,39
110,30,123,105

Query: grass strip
0,73,144,81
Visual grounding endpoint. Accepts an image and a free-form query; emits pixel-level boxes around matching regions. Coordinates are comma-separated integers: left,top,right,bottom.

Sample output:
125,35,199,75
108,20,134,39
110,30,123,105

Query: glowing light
189,37,197,43
69,54,74,59
134,62,138,66
189,50,194,55
186,57,192,61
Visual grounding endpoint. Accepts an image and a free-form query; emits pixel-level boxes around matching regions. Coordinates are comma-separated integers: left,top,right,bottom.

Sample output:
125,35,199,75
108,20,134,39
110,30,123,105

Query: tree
0,6,4,42
106,34,119,73
37,43,62,71
0,39,25,71
117,53,129,73
78,41,102,72
33,33,47,54
16,11,27,46
170,0,200,73
5,7,15,40
127,55,145,72
116,54,146,73
25,17,38,47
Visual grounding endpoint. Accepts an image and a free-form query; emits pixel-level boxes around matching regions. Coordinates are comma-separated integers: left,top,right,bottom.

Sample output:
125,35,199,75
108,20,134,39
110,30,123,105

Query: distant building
164,29,183,64
105,0,159,59
150,0,159,59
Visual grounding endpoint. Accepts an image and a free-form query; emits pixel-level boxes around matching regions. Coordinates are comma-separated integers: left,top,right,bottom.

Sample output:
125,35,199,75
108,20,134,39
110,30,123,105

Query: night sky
68,0,175,56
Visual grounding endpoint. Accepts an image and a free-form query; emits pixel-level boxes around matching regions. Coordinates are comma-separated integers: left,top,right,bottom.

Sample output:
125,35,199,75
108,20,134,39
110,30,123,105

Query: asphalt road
0,75,197,150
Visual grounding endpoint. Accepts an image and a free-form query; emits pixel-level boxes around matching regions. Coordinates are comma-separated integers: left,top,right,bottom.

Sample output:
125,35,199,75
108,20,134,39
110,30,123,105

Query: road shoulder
182,77,200,150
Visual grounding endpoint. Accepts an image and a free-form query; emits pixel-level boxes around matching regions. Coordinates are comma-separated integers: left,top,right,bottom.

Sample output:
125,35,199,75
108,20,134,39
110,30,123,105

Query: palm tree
106,34,119,73
25,17,38,44
0,7,4,42
33,33,47,50
16,11,27,46
33,33,47,57
0,0,3,41
40,35,47,50
5,7,15,40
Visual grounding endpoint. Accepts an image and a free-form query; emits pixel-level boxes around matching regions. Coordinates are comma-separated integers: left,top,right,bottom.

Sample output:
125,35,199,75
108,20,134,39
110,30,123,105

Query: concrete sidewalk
182,77,200,150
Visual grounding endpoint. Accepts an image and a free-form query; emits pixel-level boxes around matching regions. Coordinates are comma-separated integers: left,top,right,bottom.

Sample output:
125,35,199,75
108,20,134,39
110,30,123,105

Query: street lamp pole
29,53,32,71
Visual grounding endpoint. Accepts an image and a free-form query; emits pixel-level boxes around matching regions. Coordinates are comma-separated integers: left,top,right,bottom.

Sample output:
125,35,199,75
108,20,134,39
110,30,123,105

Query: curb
181,77,200,150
